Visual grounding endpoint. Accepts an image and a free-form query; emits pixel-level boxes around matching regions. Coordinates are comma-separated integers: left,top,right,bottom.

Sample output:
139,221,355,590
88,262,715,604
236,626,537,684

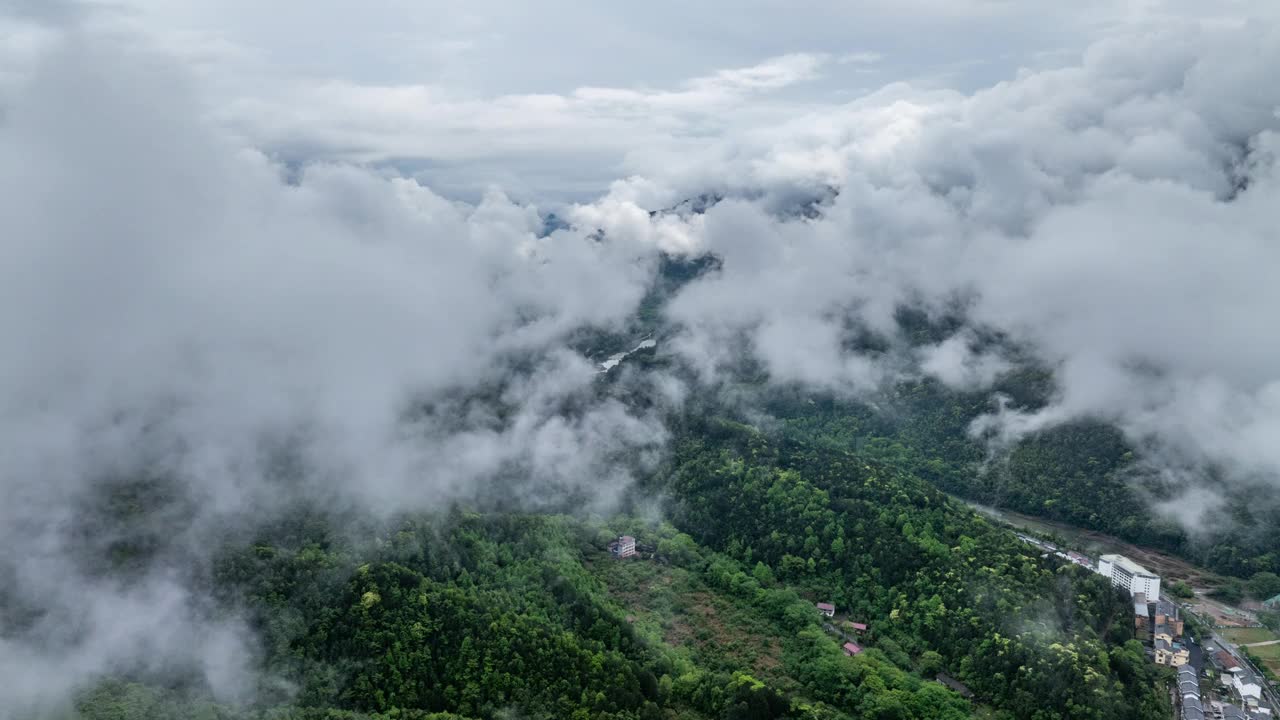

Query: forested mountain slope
758,372,1280,583
50,248,1272,720
618,247,1280,591
654,416,1167,719
55,410,1168,720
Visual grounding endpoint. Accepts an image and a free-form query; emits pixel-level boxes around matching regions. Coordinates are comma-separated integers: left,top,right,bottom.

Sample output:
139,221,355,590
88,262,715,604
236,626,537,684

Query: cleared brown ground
591,558,786,680
1191,594,1262,628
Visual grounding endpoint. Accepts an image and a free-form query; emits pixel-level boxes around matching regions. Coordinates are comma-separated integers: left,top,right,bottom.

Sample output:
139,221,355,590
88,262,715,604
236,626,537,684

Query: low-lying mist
3,14,1280,716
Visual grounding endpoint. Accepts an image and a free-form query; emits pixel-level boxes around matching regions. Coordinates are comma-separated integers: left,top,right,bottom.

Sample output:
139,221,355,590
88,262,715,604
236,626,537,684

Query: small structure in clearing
936,672,974,699
608,535,636,559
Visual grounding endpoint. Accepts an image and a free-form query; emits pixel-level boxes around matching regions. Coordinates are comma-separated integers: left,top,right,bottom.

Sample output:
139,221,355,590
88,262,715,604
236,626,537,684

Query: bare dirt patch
598,565,786,678
1192,594,1262,628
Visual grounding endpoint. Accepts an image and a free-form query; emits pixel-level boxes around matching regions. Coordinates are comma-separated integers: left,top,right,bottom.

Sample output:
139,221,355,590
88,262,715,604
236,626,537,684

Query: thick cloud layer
647,20,1280,504
4,6,1280,716
0,34,666,715
26,0,1263,199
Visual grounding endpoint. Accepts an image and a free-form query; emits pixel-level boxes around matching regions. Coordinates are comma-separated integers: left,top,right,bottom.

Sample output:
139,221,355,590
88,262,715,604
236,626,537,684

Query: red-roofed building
850,622,868,632
842,642,862,656
816,602,835,617
1214,650,1241,672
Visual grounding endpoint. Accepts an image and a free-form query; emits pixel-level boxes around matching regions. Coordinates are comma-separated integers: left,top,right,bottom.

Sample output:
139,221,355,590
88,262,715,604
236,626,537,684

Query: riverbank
957,495,1280,679
957,497,1228,588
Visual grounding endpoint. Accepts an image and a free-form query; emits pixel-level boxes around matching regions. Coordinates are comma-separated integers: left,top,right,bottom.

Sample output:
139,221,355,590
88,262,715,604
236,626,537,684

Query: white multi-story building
609,535,636,558
1096,554,1161,599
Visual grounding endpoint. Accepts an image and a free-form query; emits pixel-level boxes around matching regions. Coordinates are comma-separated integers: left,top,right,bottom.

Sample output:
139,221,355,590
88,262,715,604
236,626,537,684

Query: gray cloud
0,31,666,714
646,19,1280,497
6,3,1280,715
919,332,1011,390
7,0,1254,200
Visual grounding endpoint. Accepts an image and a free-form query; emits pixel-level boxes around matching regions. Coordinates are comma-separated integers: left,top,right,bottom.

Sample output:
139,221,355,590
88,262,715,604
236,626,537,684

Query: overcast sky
4,0,1271,199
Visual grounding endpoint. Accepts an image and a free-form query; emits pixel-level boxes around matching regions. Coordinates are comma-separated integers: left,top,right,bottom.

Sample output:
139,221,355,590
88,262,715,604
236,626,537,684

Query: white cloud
7,0,1263,199
0,31,667,712
650,19,1280,503
5,1,1280,712
920,333,1012,390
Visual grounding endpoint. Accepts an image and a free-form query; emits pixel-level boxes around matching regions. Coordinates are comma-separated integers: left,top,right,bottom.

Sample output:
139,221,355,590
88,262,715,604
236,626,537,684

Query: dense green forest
758,373,1280,584
28,266,1263,720
58,511,970,720
52,409,1171,720
626,258,1278,588
654,416,1168,719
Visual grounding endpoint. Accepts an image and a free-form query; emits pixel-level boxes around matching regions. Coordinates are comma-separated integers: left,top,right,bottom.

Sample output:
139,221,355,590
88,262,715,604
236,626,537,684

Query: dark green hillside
651,416,1167,720
58,413,1170,720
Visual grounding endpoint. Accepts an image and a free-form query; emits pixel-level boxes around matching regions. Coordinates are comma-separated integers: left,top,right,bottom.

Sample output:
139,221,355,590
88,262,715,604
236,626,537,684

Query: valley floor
962,496,1280,683
959,498,1228,589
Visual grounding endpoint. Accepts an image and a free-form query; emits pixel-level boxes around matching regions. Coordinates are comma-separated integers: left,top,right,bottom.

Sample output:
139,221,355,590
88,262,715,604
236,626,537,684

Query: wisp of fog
2,10,1280,716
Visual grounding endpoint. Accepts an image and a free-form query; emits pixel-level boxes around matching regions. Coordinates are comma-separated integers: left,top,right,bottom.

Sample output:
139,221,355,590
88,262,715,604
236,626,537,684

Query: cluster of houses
1102,552,1271,715
1203,640,1271,717
1133,593,1191,667
1014,533,1093,568
819,600,980,700
608,530,1271,714
816,602,867,656
1178,663,1252,720
1091,549,1278,718
1015,539,1193,671
1179,659,1268,720
1078,550,1194,668
1010,535,1276,716
1181,663,1210,720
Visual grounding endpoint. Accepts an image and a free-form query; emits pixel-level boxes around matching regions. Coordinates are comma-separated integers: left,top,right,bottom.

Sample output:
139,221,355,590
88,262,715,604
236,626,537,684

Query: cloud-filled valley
3,4,1280,716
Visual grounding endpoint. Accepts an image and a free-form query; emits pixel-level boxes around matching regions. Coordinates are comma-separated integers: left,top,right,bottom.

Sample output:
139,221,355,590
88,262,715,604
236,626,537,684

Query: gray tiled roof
1220,705,1247,720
